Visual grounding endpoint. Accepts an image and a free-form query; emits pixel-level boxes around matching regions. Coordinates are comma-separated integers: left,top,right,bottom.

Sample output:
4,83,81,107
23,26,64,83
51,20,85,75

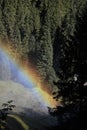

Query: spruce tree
49,5,87,130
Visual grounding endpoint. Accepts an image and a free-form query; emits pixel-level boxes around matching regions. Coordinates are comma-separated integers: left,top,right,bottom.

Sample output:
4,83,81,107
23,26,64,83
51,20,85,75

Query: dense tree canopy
49,2,87,130
0,0,87,92
0,0,87,130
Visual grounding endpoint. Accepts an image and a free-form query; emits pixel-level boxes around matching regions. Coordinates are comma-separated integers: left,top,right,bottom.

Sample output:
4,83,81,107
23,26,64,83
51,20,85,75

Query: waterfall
0,49,11,80
0,49,33,88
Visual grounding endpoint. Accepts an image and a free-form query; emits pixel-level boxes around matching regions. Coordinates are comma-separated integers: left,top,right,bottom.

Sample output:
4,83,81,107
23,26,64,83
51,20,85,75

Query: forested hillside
0,0,87,91
0,1,87,130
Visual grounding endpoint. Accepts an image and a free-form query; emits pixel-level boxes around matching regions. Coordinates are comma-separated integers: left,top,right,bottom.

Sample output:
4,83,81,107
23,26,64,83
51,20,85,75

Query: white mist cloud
0,80,48,114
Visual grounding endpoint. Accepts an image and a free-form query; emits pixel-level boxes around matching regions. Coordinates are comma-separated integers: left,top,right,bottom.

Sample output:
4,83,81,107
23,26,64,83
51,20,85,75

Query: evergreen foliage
49,2,87,130
0,0,87,91
0,0,87,129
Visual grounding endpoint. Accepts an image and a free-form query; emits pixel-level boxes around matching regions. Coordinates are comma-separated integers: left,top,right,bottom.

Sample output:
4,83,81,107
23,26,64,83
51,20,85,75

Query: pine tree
49,4,87,130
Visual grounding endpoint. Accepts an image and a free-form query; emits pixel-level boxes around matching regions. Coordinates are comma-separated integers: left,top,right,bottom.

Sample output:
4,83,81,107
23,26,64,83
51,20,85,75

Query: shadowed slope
8,114,29,130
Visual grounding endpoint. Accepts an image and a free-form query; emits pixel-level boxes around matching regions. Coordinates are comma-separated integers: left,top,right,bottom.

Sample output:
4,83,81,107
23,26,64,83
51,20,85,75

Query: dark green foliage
49,3,87,130
0,0,87,129
0,100,15,130
0,0,59,88
0,0,87,91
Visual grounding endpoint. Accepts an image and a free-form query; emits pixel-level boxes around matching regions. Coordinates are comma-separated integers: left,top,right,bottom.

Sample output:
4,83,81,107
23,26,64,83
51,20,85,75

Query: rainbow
0,40,57,108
